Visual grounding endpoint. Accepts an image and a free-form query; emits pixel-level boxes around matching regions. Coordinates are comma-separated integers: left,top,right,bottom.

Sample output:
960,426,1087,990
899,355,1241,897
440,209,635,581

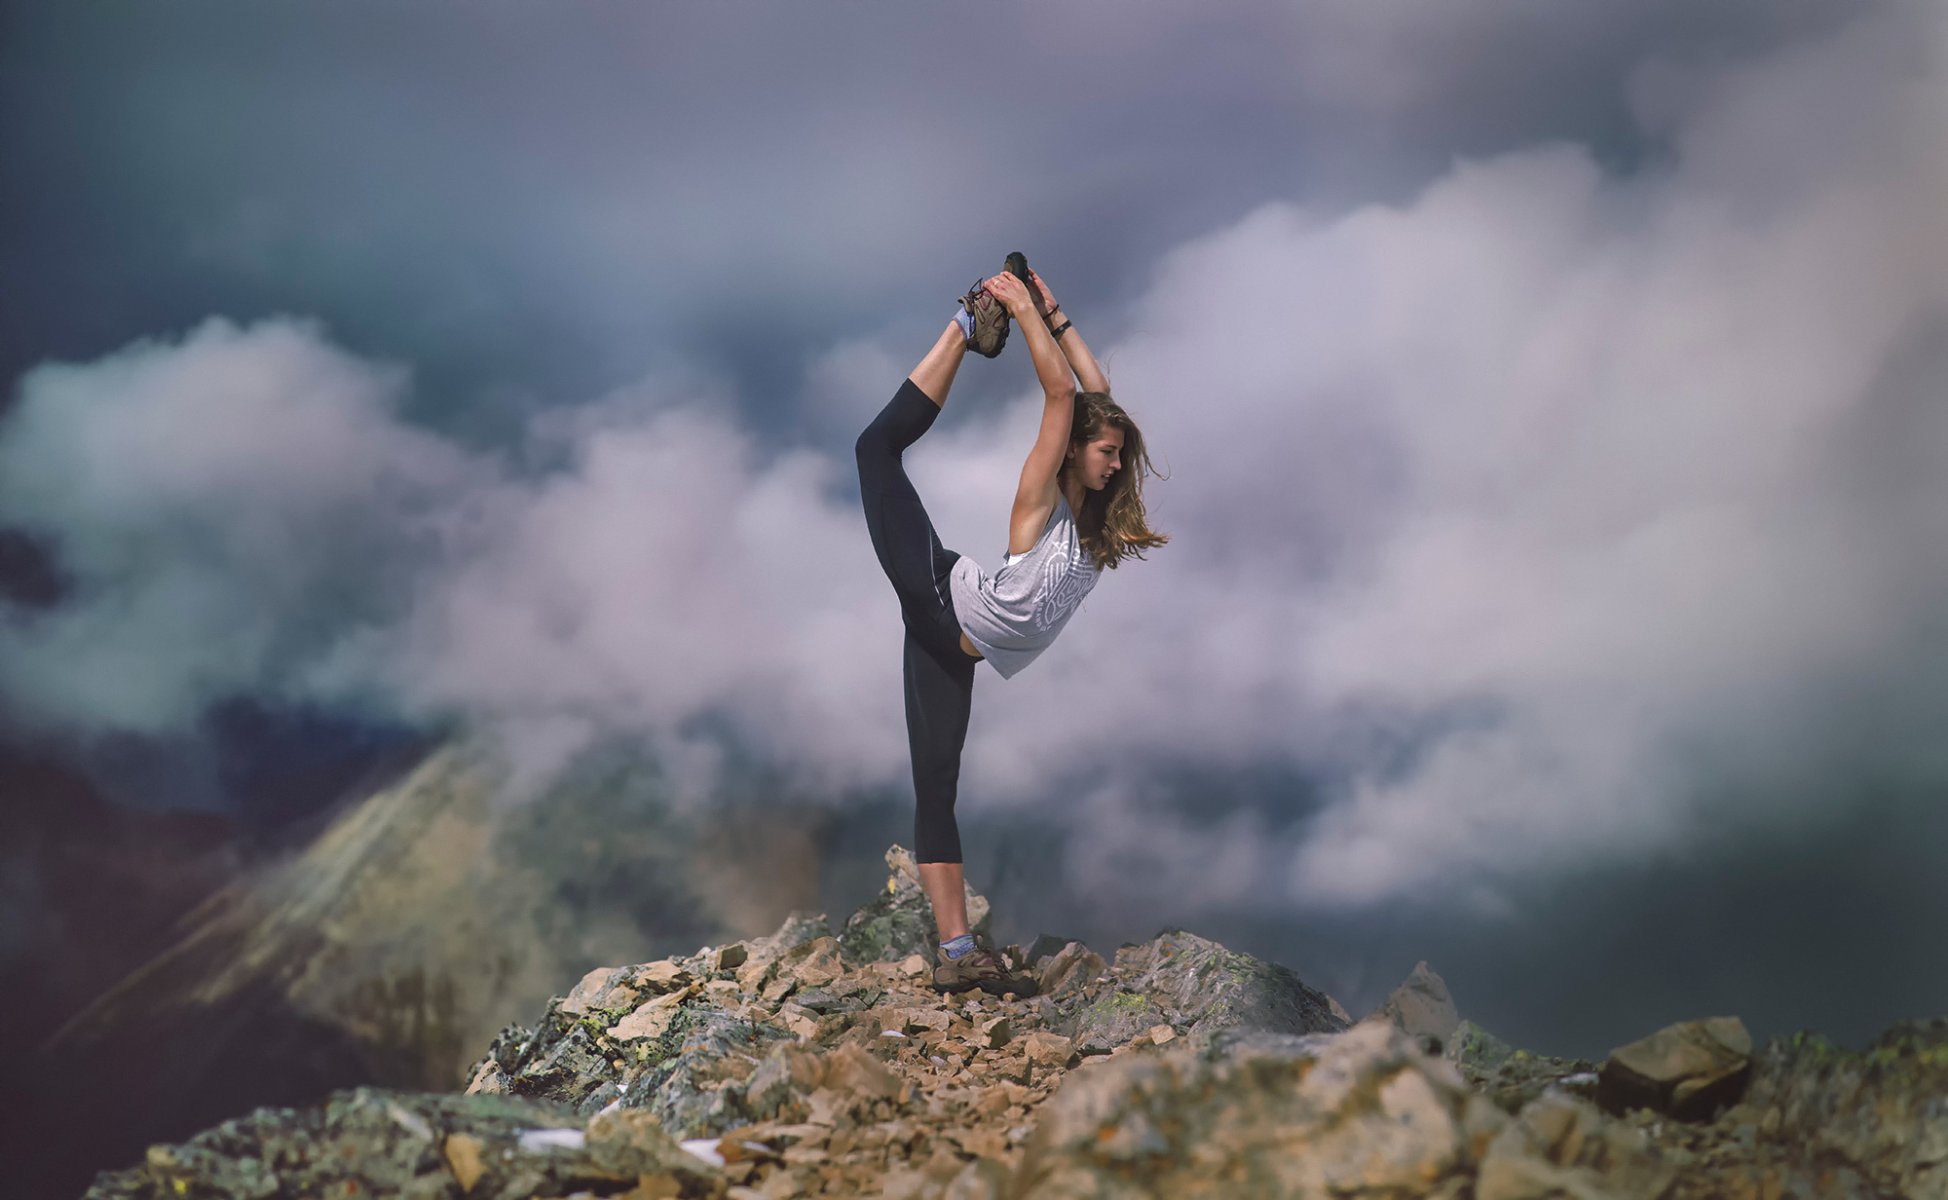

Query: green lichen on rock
1072,989,1172,1056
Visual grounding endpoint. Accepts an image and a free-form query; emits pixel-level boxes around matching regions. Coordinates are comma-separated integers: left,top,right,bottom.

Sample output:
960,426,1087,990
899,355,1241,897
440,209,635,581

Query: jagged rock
735,910,835,997
1598,1016,1753,1121
560,964,643,1017
1036,942,1106,999
1024,1032,1078,1070
1474,1090,1678,1200
780,934,846,988
610,989,691,1042
1012,1019,1506,1199
1025,932,1084,966
1372,959,1462,1050
838,844,992,965
85,1086,725,1200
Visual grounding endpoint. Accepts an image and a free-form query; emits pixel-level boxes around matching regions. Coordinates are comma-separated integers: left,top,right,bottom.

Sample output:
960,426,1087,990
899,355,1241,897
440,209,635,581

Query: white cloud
3,6,1943,926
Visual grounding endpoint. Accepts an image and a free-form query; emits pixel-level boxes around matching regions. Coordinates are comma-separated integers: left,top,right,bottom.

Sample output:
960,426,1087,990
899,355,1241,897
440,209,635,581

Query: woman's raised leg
908,320,969,407
855,322,973,638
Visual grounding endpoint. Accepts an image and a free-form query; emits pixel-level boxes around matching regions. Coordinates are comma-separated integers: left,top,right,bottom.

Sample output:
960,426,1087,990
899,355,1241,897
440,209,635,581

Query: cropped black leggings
855,378,977,865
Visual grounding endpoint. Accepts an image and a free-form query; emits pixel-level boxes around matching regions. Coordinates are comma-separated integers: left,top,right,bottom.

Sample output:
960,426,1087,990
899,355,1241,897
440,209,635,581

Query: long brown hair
1062,391,1169,570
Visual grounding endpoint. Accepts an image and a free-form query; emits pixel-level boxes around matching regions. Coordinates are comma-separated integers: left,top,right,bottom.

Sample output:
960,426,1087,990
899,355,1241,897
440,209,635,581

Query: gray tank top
949,492,1102,678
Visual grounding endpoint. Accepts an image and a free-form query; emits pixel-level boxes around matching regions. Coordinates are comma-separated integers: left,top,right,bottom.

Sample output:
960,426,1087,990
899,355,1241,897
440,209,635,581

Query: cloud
0,316,484,735
3,4,1943,936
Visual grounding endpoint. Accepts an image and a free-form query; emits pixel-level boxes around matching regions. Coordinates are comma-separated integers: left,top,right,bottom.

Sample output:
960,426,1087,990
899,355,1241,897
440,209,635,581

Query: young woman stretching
854,262,1167,996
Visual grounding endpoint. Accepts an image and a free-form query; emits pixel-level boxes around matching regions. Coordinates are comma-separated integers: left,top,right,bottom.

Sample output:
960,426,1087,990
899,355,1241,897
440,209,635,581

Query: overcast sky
4,0,1946,1057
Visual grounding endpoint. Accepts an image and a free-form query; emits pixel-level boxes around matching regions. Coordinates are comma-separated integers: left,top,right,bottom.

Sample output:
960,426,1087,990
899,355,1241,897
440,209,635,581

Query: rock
780,936,846,988
561,965,644,1017
736,911,836,995
1597,1016,1753,1121
976,1015,1013,1050
1474,1090,1677,1200
1371,960,1462,1050
611,990,691,1042
823,1042,904,1101
1036,943,1106,999
464,1058,509,1096
638,960,697,992
837,844,991,965
1013,1020,1504,1199
1024,1032,1078,1070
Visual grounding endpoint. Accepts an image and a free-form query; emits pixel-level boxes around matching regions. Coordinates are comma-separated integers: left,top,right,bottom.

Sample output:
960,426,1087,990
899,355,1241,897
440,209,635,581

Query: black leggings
855,378,977,865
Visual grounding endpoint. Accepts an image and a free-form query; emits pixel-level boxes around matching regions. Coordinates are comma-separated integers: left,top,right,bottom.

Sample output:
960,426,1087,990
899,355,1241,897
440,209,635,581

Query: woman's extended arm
1027,268,1109,394
985,272,1076,502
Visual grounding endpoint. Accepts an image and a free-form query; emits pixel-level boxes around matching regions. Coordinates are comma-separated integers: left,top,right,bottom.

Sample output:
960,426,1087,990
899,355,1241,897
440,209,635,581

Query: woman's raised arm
985,271,1076,501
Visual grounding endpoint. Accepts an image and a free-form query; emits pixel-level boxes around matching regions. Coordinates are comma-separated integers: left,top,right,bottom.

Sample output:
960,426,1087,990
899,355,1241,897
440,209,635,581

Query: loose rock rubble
89,844,1948,1199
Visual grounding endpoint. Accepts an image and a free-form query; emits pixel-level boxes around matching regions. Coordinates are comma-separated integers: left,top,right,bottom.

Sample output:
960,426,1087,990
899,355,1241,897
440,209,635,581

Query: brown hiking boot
932,936,1039,998
956,279,1012,358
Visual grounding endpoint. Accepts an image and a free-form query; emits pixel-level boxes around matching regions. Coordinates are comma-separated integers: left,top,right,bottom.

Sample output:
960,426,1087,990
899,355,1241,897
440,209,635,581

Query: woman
854,260,1168,996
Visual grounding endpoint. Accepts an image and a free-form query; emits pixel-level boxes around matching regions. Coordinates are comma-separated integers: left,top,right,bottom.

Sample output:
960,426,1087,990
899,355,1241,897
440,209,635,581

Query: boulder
1597,1016,1753,1121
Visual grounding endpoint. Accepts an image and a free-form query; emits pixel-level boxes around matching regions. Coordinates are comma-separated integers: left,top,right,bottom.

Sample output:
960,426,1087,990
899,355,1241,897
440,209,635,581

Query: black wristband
1051,319,1073,338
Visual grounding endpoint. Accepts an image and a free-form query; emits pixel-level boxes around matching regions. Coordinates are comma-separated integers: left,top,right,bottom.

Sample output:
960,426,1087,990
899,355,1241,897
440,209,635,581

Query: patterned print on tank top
1032,540,1093,632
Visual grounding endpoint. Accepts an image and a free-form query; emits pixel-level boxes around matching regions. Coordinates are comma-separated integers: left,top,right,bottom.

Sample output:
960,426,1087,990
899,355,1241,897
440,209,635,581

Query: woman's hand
1027,268,1060,320
984,272,1040,320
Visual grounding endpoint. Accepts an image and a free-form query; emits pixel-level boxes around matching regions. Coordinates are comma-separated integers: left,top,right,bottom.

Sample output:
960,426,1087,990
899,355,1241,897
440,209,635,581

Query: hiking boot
1004,250,1051,318
932,936,1039,997
957,279,1011,358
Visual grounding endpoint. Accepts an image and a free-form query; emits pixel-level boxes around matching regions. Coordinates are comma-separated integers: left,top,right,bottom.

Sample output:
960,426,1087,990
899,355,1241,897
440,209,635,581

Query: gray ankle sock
939,933,976,960
954,308,975,341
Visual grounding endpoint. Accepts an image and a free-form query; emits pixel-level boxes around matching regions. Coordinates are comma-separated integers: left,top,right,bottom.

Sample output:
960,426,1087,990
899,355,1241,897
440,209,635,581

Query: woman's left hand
1028,268,1060,319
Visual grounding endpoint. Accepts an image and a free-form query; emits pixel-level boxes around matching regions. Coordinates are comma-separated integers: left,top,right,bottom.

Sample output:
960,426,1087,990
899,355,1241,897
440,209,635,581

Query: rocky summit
89,845,1948,1200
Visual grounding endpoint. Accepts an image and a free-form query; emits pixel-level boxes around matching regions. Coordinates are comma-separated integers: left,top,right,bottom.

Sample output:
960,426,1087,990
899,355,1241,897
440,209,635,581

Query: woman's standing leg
856,321,981,925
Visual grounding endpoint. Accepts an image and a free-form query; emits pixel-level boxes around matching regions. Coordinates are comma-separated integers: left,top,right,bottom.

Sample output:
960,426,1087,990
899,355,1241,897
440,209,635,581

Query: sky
4,0,1947,1057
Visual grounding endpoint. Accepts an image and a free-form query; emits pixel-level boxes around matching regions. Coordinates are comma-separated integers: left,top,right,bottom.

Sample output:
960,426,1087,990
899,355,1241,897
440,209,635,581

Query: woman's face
1070,427,1126,490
